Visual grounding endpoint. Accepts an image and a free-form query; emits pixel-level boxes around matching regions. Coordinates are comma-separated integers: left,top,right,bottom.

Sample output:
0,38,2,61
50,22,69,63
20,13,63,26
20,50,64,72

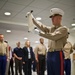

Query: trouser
15,59,22,75
64,59,71,75
5,59,10,75
8,58,14,75
47,51,64,75
23,59,32,75
37,55,45,75
0,55,7,75
32,59,36,72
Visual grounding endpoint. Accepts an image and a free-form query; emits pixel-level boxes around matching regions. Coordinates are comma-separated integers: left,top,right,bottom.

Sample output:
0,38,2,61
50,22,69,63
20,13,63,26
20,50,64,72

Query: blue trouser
47,51,64,75
0,55,7,75
64,59,71,75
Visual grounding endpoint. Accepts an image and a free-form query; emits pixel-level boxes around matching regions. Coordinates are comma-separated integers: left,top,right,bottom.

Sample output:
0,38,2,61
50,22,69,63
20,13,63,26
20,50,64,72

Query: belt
38,53,46,56
38,54,45,56
0,53,6,56
65,58,70,60
48,49,62,52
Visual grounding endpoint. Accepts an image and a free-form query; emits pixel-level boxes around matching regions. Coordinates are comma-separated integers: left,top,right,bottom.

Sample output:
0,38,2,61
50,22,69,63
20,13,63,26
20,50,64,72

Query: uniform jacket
32,18,68,51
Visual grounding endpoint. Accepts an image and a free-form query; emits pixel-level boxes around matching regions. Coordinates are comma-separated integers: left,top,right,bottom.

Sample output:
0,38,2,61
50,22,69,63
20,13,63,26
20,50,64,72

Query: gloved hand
26,11,36,32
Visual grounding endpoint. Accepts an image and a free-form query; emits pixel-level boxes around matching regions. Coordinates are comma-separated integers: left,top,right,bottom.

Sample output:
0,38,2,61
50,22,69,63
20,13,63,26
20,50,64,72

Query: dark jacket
22,46,35,62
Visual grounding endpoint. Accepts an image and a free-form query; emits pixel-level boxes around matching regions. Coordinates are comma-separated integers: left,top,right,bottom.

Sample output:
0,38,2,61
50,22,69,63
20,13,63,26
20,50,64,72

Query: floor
12,70,47,75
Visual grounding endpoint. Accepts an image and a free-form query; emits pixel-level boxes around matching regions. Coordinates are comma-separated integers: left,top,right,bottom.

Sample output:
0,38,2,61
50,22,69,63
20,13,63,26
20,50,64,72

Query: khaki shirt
39,26,68,52
33,18,68,52
34,43,47,58
0,41,7,54
63,41,73,59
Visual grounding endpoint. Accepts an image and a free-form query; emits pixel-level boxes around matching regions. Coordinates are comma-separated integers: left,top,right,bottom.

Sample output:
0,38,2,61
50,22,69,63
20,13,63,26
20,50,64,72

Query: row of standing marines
0,8,75,75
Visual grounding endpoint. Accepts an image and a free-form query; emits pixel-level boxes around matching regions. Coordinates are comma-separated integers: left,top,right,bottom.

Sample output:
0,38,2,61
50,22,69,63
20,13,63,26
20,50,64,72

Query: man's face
0,34,4,42
51,15,62,26
17,42,20,47
40,38,44,44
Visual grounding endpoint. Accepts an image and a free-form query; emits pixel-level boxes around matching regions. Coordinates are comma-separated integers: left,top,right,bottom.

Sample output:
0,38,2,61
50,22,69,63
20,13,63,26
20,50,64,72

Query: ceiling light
36,17,41,20
71,23,75,26
24,37,28,40
6,30,11,32
35,41,39,43
4,12,11,16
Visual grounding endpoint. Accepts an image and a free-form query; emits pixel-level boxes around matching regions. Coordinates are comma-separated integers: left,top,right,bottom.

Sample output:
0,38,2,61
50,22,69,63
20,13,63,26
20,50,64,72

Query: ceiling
0,0,75,48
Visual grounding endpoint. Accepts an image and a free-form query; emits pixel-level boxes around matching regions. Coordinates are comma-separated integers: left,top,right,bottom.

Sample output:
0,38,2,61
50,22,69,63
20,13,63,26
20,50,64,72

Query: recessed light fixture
6,30,11,32
4,12,11,16
36,17,41,20
24,37,28,40
35,41,39,43
71,23,75,26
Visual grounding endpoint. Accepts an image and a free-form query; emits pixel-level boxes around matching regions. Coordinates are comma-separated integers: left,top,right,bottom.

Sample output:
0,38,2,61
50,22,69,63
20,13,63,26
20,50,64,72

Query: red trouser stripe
60,51,64,75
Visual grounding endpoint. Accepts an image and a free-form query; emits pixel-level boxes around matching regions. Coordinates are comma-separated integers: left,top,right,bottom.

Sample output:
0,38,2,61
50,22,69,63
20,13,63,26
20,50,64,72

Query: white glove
26,11,35,32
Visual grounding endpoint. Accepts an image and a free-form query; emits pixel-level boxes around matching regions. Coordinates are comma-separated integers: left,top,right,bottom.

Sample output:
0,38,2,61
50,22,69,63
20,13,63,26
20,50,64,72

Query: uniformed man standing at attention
0,34,9,75
63,32,73,75
31,8,69,75
34,38,47,75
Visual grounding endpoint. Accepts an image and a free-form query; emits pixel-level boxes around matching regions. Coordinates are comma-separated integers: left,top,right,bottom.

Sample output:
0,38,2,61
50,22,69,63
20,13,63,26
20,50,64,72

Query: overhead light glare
35,41,39,43
71,23,75,26
36,17,41,20
6,30,11,32
4,12,11,16
24,37,28,40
